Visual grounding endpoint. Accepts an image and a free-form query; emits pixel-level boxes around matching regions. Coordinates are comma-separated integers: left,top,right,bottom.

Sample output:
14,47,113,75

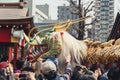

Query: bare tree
67,0,95,40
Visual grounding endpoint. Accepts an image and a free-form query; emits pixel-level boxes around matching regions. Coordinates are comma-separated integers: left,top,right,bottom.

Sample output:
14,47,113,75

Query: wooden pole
8,47,12,62
14,43,19,68
21,46,25,61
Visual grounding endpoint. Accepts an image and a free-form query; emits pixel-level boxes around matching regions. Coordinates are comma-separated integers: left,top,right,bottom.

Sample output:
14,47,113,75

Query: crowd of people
0,55,120,80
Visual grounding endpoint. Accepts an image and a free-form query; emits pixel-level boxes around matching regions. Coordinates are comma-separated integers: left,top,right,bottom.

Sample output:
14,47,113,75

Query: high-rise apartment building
58,5,79,21
57,3,79,38
36,4,49,17
93,0,114,42
24,0,49,23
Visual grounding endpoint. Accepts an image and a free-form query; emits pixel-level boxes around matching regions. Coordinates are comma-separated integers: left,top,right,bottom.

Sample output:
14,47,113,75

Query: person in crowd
15,59,24,73
97,68,108,80
19,67,36,80
0,61,8,80
0,61,14,80
107,66,120,80
40,54,72,80
90,64,103,80
14,59,24,80
0,56,8,62
70,64,96,80
78,74,96,80
34,60,43,80
71,65,85,80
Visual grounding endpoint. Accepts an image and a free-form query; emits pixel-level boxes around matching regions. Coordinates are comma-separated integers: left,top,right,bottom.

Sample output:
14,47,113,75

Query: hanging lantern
12,30,24,39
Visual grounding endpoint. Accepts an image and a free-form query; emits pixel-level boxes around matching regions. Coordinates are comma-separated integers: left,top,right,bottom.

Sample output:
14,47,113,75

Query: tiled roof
0,8,28,19
107,13,120,41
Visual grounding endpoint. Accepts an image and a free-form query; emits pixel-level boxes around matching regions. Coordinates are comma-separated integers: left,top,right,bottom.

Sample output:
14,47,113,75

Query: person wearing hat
41,54,72,80
19,67,36,80
0,62,9,80
0,61,14,80
0,62,8,70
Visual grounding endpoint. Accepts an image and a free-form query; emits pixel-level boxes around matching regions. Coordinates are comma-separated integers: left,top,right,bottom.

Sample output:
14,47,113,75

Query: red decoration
0,29,11,42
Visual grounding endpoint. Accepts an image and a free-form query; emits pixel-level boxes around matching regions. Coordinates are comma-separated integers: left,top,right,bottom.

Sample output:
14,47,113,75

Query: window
101,24,108,28
109,7,114,10
97,25,100,28
100,11,109,16
101,2,109,6
100,20,108,24
109,16,113,19
101,0,109,1
109,25,113,28
110,11,113,14
109,3,113,5
97,16,100,19
101,7,109,11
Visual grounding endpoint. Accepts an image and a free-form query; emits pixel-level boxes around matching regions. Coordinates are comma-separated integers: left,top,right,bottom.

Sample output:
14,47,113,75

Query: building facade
57,4,79,38
93,0,114,42
36,4,49,17
24,0,49,23
0,0,34,64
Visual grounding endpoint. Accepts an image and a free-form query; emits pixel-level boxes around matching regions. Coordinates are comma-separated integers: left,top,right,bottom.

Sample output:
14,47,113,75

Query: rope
29,16,91,40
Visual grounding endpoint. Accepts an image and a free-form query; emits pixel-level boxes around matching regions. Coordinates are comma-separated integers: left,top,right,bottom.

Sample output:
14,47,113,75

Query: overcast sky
0,0,119,20
0,0,95,20
35,0,95,20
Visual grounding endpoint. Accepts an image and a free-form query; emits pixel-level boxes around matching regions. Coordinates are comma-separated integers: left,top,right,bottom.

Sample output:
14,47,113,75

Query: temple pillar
14,43,19,68
8,47,12,62
21,46,25,61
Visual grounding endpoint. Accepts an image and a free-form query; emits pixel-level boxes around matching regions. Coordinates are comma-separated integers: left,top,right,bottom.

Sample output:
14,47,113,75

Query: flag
17,30,25,47
19,38,25,47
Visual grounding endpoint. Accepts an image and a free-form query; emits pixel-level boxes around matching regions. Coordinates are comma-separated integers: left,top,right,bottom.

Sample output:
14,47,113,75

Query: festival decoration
12,16,120,73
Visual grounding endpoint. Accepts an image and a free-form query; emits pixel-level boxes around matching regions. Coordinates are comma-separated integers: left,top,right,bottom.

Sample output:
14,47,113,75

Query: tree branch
85,19,98,26
85,1,94,12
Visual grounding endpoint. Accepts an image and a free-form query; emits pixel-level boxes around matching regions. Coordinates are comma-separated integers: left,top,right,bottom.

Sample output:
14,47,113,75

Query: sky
0,0,92,20
0,0,119,20
35,0,92,20
35,0,120,20
0,0,69,20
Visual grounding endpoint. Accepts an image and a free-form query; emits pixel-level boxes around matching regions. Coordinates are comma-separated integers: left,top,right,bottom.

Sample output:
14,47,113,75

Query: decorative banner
0,29,11,42
18,38,25,47
12,30,25,46
0,29,18,43
11,36,18,43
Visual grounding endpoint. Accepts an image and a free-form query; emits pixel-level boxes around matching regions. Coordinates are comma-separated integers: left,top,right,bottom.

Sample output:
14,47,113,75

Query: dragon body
12,16,120,73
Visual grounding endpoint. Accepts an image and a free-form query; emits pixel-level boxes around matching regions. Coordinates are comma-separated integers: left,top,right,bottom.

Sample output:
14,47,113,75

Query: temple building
0,0,34,66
